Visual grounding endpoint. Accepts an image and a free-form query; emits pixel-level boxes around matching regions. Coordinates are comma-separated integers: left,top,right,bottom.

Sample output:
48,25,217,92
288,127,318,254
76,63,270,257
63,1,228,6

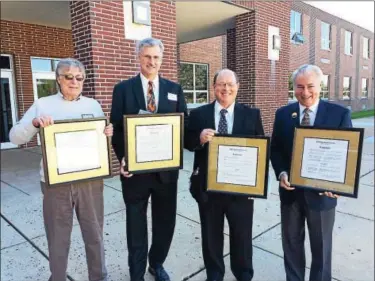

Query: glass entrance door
1,71,17,149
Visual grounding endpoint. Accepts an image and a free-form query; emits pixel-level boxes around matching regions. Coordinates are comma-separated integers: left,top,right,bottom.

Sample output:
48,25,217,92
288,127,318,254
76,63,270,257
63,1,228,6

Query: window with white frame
343,76,351,99
320,74,329,99
178,62,208,105
288,73,296,101
344,30,353,55
363,37,370,59
290,10,302,42
31,57,60,99
362,78,368,98
321,22,331,50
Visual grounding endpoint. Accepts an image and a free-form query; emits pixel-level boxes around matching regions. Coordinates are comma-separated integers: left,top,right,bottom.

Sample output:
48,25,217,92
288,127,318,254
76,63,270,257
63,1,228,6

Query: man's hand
120,157,133,178
104,123,113,137
319,191,340,198
32,116,54,128
200,129,216,145
280,173,295,191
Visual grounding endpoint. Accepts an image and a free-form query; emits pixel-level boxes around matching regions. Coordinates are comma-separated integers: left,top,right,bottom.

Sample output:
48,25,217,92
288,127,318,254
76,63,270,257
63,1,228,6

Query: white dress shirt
140,73,159,111
214,101,235,134
299,100,319,125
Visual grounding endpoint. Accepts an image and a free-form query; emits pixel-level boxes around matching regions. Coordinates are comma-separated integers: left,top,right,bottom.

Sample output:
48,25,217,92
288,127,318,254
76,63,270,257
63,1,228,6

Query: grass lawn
351,109,375,119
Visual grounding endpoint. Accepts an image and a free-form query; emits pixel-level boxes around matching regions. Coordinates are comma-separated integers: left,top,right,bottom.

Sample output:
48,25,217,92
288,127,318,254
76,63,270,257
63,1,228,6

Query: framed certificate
123,113,183,173
40,117,112,186
206,135,270,198
290,127,364,198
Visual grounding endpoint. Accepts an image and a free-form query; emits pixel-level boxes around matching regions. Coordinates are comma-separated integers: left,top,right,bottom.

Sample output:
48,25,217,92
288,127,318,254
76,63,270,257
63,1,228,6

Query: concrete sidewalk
1,117,374,281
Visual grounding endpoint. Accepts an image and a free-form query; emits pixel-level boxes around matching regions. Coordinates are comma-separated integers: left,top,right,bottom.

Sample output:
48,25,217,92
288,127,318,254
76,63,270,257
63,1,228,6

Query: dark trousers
198,194,254,281
281,194,335,281
121,174,177,281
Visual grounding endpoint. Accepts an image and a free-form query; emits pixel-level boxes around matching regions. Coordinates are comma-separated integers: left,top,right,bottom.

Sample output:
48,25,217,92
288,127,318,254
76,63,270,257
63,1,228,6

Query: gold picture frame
290,126,364,198
207,135,270,198
123,113,183,173
40,117,112,186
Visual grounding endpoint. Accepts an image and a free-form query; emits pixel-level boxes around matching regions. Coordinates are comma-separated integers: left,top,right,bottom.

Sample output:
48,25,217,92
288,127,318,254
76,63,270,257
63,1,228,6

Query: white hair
292,64,323,87
136,37,164,57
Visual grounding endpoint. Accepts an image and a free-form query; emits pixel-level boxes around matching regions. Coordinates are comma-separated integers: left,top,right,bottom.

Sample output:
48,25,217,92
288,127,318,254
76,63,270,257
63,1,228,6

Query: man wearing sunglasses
9,58,112,281
110,37,188,281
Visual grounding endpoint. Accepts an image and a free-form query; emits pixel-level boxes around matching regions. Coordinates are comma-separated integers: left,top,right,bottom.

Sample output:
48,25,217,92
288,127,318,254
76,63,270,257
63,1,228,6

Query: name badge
168,92,177,101
81,114,94,118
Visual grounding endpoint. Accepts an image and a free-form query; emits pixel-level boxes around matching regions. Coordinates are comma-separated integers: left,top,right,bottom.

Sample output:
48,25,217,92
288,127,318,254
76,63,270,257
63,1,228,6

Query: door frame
1,55,18,149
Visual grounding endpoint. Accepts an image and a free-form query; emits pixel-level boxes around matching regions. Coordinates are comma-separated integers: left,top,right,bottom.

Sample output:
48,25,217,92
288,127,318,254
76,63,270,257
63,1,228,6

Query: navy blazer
185,101,264,202
270,100,352,210
110,74,188,184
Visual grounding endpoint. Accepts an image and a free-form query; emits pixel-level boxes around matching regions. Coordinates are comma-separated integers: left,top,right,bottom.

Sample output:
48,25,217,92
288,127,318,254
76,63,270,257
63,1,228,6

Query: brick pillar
234,1,291,135
226,28,236,72
70,1,177,173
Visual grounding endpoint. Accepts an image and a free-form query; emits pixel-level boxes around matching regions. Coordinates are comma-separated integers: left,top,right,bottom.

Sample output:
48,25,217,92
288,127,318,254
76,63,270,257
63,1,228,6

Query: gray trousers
41,179,107,281
281,197,335,281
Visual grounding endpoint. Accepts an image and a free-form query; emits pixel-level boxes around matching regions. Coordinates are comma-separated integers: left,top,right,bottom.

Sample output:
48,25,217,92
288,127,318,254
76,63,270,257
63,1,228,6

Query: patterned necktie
301,108,311,126
218,109,228,134
147,81,156,113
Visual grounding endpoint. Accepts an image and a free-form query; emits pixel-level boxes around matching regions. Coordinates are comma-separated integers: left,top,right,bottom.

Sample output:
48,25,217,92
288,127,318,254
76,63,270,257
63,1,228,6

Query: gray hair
136,37,164,56
213,68,239,84
55,58,86,79
292,64,323,87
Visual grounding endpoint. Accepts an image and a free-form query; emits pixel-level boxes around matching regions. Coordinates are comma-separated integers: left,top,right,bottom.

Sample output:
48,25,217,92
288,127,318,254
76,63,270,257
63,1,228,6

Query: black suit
185,101,264,281
270,100,352,281
110,74,188,280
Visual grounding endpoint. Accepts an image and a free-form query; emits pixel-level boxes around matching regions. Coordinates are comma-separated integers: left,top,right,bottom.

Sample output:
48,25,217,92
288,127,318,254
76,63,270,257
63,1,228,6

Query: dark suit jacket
185,101,264,202
110,74,188,184
270,100,352,210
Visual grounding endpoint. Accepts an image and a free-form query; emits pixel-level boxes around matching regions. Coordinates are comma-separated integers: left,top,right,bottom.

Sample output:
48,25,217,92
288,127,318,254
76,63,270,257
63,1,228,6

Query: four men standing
10,36,354,281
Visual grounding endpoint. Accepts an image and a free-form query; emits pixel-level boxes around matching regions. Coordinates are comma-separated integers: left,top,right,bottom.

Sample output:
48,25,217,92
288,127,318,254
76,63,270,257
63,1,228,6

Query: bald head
213,68,239,108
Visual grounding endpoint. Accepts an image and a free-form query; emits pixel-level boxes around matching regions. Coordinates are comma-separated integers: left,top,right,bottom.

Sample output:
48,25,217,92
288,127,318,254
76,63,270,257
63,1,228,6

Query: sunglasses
59,74,85,82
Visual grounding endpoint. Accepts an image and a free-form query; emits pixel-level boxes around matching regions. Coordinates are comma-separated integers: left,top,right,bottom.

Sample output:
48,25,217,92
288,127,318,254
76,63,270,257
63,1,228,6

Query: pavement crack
360,169,374,178
1,180,30,196
0,213,75,281
336,210,374,221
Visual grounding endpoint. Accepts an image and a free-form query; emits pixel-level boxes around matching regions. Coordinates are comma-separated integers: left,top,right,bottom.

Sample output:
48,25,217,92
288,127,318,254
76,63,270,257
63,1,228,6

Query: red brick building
1,1,373,157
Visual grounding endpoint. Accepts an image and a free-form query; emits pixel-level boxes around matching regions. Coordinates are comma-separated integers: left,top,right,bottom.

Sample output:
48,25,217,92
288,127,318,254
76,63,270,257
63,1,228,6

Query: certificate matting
123,113,183,173
207,135,270,198
290,127,364,198
40,118,112,186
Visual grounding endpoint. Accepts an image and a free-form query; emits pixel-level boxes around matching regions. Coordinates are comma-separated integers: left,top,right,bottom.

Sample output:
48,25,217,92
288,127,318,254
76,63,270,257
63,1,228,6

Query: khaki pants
41,179,107,281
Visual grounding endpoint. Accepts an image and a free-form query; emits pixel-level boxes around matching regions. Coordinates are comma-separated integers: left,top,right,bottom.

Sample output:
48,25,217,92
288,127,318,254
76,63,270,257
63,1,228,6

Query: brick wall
226,28,236,72
178,36,224,101
290,0,374,111
0,20,73,147
70,1,178,174
233,1,291,135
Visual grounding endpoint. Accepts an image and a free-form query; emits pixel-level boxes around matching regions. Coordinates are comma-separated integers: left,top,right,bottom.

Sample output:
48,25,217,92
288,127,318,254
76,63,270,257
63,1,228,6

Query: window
31,58,60,72
321,22,331,50
362,78,368,98
363,37,370,59
178,62,208,105
320,75,329,99
290,10,302,42
0,55,11,70
288,73,296,101
343,77,351,99
344,30,353,55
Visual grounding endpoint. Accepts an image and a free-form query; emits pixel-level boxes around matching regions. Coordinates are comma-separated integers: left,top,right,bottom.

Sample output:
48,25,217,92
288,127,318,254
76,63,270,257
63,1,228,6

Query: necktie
147,81,156,113
218,109,228,134
301,108,311,126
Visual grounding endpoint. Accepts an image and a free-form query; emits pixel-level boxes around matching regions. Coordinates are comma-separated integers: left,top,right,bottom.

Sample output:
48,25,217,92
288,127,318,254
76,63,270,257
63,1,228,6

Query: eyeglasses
215,82,237,88
59,74,85,82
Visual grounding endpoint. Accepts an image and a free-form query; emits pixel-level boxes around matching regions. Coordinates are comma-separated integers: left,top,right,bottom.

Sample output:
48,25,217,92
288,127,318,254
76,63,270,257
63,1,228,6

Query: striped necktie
147,81,156,113
301,108,311,126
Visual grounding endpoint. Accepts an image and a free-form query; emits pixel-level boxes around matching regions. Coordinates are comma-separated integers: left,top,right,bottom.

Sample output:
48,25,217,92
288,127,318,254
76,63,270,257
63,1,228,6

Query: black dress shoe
148,265,170,281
